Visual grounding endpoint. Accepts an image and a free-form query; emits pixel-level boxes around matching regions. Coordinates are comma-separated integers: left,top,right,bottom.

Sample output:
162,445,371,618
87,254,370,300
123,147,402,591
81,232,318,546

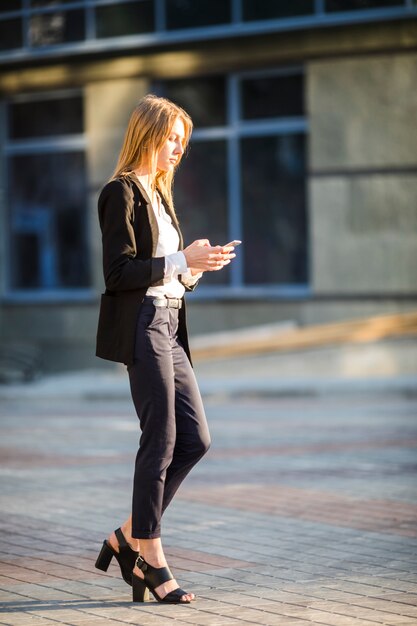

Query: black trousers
127,297,211,539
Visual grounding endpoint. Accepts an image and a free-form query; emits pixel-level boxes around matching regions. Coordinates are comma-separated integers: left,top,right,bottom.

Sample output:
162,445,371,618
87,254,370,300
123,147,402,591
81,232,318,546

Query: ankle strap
136,555,173,586
115,527,129,550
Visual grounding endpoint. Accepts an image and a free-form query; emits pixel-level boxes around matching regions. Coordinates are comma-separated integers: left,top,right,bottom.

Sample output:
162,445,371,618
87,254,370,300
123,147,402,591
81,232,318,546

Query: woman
94,94,235,604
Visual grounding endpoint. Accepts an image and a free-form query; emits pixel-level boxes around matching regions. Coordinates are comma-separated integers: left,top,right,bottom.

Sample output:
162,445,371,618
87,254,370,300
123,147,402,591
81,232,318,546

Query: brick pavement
0,391,416,625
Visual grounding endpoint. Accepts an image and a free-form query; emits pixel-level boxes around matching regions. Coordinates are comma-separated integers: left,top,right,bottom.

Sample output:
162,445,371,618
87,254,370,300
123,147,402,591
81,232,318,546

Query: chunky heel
94,528,139,586
132,573,150,602
95,541,113,572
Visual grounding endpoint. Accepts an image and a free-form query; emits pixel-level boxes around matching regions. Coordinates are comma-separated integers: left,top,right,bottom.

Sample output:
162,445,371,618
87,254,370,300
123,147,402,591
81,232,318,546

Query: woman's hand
183,239,236,273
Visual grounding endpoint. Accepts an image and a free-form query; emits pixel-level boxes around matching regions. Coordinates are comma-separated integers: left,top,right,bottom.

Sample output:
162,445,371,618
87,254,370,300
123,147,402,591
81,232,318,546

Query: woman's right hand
183,239,236,272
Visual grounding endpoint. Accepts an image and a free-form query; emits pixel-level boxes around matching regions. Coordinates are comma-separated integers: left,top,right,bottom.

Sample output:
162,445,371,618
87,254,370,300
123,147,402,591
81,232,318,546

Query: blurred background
0,0,416,377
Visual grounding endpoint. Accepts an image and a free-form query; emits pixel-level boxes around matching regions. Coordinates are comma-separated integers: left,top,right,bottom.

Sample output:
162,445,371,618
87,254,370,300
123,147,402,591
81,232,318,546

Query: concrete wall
308,53,417,294
186,298,417,338
0,302,100,372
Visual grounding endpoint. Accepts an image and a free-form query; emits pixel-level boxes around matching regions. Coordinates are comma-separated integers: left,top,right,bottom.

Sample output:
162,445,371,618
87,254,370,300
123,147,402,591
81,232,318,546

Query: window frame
2,88,94,303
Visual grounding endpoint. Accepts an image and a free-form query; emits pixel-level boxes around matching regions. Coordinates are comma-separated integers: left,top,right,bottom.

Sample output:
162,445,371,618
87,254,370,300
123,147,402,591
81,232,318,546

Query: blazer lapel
126,173,160,256
126,173,184,252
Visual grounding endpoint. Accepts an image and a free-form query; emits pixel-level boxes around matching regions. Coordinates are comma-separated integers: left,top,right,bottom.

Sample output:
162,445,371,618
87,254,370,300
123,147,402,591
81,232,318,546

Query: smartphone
223,240,242,247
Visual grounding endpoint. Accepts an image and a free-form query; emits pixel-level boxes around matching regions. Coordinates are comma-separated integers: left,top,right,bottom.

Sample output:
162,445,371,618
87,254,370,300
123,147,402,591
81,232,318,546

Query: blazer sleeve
98,179,165,291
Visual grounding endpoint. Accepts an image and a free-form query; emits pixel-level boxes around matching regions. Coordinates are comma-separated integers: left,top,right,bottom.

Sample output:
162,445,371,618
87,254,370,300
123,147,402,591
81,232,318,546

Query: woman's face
157,116,186,173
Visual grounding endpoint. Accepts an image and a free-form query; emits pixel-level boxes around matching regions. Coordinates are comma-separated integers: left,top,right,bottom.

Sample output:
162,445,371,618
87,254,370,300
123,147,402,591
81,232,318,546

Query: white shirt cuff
164,251,188,282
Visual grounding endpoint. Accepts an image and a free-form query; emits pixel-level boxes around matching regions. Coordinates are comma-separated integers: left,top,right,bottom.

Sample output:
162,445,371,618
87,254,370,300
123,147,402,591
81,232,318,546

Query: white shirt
146,195,201,298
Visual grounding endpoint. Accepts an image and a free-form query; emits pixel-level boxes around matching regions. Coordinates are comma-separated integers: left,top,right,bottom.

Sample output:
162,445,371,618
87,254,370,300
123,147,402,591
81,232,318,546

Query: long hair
112,94,193,211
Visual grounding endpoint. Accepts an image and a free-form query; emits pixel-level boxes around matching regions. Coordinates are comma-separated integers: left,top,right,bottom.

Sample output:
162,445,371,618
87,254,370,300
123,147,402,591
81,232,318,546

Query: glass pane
174,140,229,285
166,0,231,29
241,73,304,119
0,18,22,50
31,0,76,6
13,234,40,288
10,96,83,139
29,9,84,47
241,134,307,285
243,0,314,21
9,152,90,289
326,0,403,11
0,0,22,12
96,1,154,38
154,77,226,127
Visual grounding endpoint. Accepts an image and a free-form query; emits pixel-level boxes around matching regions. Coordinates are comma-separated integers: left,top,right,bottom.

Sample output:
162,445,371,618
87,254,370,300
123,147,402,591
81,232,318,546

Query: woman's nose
175,142,184,155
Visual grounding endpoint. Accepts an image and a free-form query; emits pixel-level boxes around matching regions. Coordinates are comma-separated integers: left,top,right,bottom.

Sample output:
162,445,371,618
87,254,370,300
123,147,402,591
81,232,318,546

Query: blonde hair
112,94,193,210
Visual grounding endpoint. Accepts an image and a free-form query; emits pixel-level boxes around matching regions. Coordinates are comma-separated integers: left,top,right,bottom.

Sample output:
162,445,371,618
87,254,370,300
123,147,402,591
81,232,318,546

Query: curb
0,374,416,402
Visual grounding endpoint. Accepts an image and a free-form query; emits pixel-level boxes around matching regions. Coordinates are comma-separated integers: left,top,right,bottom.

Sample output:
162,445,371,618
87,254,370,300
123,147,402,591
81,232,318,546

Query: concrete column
307,52,417,294
0,101,6,340
84,77,149,291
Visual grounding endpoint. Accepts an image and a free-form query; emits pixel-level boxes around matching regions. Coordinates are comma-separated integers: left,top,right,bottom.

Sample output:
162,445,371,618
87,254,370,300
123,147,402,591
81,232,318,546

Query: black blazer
95,173,195,366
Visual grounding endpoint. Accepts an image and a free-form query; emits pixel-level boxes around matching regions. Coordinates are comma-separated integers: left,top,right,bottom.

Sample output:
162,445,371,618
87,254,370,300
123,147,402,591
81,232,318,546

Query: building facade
0,1,417,372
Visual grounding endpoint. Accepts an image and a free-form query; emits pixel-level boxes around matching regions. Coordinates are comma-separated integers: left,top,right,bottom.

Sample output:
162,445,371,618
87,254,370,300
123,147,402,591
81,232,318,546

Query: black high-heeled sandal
95,527,139,587
132,555,192,604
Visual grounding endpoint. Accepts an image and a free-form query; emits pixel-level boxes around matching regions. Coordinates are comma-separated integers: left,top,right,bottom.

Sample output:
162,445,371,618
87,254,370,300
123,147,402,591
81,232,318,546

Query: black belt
151,297,182,309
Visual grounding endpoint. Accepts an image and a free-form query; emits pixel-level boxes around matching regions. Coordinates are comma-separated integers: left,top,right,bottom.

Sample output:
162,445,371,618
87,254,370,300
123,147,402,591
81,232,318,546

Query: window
0,18,21,50
95,1,154,38
29,9,84,47
241,73,304,119
6,93,91,297
30,0,75,6
9,95,83,138
241,134,307,285
0,0,22,12
156,77,229,286
242,0,315,21
325,0,404,10
9,153,89,289
165,0,231,29
154,76,226,127
154,69,308,294
174,141,229,286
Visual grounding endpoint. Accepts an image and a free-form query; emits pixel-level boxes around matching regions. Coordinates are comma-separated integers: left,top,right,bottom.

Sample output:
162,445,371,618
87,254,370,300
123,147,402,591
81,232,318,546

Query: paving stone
0,392,416,625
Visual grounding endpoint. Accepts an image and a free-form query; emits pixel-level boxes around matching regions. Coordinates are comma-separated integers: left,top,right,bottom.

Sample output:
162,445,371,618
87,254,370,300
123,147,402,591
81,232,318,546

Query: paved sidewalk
1,384,417,625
